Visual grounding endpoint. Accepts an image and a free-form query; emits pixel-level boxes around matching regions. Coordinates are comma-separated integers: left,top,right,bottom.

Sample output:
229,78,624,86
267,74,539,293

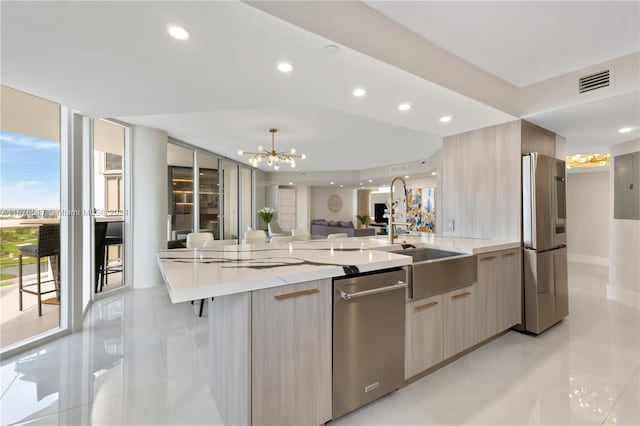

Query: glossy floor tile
1,262,638,425
1,278,60,348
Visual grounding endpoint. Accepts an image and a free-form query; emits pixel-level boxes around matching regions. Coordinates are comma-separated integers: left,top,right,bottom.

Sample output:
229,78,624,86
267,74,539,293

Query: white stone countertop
157,235,520,303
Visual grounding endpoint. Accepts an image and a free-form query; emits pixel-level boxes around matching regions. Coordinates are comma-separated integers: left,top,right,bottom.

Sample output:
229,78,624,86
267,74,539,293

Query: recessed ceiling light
289,182,293,185
618,127,633,133
277,62,293,73
359,183,364,186
404,175,410,179
330,181,335,185
353,88,366,97
368,179,373,183
167,25,189,40
340,184,344,188
431,172,437,176
325,44,340,55
398,103,411,111
440,115,452,123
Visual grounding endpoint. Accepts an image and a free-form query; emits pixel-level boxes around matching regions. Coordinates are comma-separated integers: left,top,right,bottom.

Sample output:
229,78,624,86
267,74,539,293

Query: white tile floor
1,262,638,426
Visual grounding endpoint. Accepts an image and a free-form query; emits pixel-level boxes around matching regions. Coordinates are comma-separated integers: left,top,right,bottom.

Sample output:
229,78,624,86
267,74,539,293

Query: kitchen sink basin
392,247,477,300
392,247,465,262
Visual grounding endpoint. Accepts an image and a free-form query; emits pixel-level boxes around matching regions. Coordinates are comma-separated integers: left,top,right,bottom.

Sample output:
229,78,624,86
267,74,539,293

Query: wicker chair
18,224,60,317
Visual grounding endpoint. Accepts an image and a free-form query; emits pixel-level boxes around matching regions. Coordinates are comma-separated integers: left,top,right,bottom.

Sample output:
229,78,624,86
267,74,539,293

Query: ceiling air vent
389,164,409,175
578,69,611,94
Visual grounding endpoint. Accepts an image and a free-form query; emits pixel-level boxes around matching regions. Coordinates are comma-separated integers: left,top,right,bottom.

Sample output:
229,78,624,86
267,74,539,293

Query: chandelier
238,128,306,170
566,153,610,169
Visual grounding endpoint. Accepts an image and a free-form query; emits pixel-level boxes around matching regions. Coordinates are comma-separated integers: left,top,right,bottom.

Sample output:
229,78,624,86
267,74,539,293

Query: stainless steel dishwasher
333,268,407,419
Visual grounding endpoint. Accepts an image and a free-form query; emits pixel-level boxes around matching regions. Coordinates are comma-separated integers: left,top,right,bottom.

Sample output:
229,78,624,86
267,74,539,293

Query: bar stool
94,222,108,293
102,222,123,289
18,224,60,317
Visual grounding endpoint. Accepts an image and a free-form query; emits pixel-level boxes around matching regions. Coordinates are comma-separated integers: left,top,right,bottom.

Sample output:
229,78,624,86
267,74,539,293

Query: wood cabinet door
405,294,444,379
500,249,522,330
444,285,477,359
252,280,332,426
476,254,500,341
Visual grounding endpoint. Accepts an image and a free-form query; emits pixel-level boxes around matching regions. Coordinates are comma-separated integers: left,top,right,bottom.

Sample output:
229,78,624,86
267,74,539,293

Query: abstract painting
406,187,436,232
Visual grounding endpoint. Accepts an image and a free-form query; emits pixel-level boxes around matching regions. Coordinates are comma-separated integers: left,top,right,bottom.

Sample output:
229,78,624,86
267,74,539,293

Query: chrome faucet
389,176,408,244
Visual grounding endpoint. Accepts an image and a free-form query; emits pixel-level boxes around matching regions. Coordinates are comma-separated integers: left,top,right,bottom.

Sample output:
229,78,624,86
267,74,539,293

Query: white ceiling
366,1,640,87
526,92,640,155
121,106,442,171
0,1,514,171
1,1,637,172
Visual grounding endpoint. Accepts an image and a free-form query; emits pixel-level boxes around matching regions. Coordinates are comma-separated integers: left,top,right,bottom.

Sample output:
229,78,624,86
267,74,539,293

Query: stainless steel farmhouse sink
391,247,477,299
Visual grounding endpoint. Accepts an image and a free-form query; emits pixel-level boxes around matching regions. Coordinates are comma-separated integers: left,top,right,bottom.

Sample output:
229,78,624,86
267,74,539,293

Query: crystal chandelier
238,128,306,170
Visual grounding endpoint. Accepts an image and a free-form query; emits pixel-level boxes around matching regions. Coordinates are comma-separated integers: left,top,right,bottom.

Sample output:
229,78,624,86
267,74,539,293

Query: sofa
310,219,376,237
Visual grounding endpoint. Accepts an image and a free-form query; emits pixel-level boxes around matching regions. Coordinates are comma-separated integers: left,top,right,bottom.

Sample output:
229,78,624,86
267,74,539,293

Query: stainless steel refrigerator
520,153,569,334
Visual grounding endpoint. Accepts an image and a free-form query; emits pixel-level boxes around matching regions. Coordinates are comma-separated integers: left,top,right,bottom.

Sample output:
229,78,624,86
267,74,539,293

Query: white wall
310,187,356,223
295,185,310,230
608,139,640,310
223,160,238,239
566,170,610,264
131,125,168,288
254,169,267,228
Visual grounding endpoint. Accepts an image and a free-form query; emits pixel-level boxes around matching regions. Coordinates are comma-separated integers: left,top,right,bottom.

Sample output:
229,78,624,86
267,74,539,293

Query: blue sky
0,130,60,209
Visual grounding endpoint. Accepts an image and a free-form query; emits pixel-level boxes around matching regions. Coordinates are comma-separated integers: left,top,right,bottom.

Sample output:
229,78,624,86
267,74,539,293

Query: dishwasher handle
340,281,407,300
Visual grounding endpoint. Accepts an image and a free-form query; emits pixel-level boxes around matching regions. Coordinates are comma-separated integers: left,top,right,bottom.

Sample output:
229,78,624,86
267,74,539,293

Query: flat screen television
374,203,387,224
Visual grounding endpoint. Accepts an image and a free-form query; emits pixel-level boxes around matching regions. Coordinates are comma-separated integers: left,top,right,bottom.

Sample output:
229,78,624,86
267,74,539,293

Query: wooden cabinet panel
475,248,523,342
500,249,522,329
405,294,444,379
442,121,521,241
444,285,477,359
251,280,332,426
521,120,556,157
476,254,500,341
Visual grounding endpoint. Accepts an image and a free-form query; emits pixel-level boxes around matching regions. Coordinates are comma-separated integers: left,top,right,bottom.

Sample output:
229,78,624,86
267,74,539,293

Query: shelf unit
169,167,194,238
169,166,221,240
199,168,220,239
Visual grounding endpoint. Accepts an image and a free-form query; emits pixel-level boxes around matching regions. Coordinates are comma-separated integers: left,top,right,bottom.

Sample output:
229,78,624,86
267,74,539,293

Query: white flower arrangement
258,207,277,224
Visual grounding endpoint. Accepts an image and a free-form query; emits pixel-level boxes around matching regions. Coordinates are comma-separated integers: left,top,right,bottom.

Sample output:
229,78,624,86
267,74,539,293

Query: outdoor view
0,129,61,348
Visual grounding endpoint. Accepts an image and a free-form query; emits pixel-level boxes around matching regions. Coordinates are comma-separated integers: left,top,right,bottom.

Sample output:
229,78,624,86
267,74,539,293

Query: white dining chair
186,232,213,248
327,233,349,239
268,221,290,237
291,228,311,241
243,230,268,244
203,239,237,248
270,235,293,243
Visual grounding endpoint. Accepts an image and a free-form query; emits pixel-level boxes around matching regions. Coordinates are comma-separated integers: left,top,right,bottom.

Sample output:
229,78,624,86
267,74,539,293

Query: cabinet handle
340,281,407,300
452,291,472,300
414,301,439,311
502,252,517,257
479,256,496,261
274,288,319,300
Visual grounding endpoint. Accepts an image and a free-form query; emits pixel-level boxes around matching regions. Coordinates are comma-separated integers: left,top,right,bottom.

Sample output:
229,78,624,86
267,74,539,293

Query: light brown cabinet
476,254,500,341
251,280,332,426
444,284,477,359
405,294,444,379
500,249,522,329
475,248,522,342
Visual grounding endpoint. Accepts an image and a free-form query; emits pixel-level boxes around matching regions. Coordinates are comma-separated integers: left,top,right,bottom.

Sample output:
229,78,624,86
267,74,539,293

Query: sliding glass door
167,143,194,242
93,119,127,294
197,152,221,239
0,86,65,352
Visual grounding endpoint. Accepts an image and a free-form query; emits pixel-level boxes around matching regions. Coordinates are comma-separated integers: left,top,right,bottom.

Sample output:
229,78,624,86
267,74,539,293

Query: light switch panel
447,220,455,232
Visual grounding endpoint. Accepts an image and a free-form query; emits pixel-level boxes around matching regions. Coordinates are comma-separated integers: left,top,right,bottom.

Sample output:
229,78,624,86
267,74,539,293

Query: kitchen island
157,235,520,426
